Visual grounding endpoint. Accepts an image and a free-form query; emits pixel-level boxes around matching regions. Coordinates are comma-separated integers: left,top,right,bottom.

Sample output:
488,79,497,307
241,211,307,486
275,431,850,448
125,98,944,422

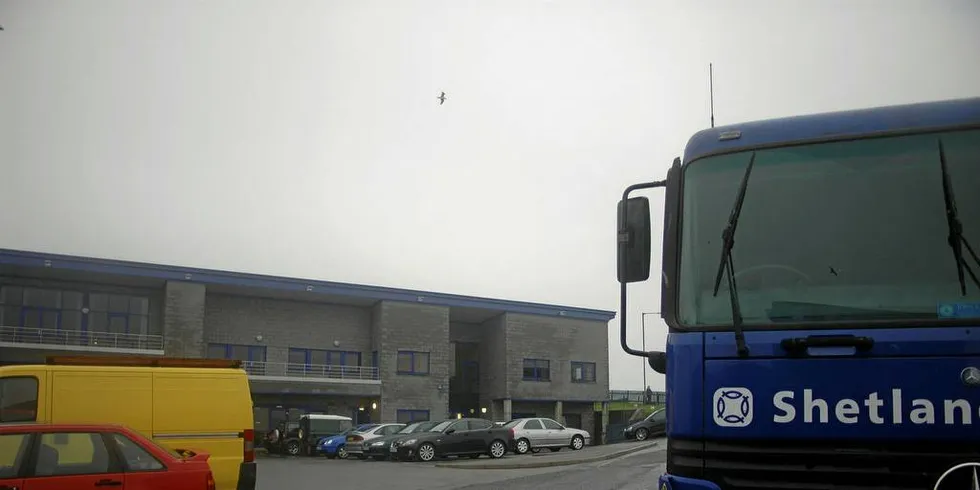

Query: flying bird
437,92,447,105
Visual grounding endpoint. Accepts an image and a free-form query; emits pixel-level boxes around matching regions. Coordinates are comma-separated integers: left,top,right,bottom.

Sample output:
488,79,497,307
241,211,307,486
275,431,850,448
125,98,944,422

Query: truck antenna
709,63,715,128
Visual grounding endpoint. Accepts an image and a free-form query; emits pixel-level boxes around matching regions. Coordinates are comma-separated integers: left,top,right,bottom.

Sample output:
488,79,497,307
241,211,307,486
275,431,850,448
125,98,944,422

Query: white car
344,423,406,459
503,417,591,454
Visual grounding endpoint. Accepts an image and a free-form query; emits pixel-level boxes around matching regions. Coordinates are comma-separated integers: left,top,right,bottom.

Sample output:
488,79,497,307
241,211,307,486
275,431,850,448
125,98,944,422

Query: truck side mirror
617,196,652,283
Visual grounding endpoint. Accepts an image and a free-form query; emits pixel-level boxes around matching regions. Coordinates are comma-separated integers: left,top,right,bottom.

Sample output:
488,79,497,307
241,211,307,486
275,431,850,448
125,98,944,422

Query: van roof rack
46,356,243,369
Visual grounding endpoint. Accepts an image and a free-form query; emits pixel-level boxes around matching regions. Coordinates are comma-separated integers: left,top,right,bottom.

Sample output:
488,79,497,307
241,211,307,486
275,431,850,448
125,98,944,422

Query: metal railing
609,389,667,404
242,360,379,381
0,325,164,351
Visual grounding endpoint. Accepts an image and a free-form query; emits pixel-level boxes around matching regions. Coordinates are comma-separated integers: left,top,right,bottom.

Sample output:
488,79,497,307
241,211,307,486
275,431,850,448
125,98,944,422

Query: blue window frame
288,348,362,367
522,359,551,381
207,343,267,362
570,361,597,383
396,351,430,375
396,409,430,423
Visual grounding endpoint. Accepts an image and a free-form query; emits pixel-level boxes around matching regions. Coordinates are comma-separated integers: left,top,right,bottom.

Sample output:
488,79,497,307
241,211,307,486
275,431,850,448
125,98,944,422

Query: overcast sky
1,0,978,390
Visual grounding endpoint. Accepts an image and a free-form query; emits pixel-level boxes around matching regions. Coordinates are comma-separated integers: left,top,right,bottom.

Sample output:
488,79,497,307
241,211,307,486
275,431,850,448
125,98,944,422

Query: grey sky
1,0,978,390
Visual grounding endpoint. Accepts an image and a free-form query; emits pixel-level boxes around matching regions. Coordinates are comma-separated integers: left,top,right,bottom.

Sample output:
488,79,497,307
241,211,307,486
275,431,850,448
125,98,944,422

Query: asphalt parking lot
257,439,667,490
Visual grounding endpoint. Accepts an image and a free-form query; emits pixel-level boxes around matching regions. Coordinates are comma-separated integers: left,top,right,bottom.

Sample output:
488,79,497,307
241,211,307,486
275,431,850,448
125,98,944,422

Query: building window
372,351,378,368
522,359,551,381
207,343,266,362
571,361,597,383
288,348,362,367
396,409,430,423
396,351,430,375
0,287,153,346
88,292,150,335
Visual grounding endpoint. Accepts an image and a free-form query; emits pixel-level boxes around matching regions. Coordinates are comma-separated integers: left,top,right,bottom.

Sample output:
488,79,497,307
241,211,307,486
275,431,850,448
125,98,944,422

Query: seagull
437,91,447,105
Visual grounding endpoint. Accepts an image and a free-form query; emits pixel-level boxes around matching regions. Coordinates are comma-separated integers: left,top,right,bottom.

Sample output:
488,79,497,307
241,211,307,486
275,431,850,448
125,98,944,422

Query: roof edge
0,248,617,322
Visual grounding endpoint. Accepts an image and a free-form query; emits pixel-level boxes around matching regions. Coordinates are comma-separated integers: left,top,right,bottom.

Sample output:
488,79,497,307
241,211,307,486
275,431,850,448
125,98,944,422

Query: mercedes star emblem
935,462,980,490
961,367,980,387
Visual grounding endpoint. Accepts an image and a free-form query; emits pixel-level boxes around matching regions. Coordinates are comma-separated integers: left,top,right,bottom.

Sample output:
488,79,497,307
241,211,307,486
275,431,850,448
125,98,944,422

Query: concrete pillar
163,281,206,358
503,398,512,421
554,401,564,424
600,402,610,445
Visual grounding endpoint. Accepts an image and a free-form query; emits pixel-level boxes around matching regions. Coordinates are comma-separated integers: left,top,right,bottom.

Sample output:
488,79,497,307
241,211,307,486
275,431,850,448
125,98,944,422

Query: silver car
504,417,591,454
345,423,405,459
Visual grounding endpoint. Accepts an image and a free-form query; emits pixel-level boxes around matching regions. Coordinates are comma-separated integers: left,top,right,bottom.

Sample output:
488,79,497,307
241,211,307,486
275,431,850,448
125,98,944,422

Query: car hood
318,434,347,446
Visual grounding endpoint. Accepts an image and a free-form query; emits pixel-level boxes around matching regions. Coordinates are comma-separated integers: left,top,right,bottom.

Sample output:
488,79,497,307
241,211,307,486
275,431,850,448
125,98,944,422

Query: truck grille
669,438,980,490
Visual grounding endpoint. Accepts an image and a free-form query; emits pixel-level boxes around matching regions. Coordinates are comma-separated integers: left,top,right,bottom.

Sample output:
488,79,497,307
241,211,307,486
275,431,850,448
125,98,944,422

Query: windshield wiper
711,152,756,357
938,139,980,296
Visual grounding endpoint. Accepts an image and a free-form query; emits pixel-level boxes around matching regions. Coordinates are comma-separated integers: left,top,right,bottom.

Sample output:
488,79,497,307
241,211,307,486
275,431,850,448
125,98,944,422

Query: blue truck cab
616,97,980,490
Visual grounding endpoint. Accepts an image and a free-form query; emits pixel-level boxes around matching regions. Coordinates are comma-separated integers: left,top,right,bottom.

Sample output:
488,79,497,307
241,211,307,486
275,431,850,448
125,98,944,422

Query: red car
0,423,216,490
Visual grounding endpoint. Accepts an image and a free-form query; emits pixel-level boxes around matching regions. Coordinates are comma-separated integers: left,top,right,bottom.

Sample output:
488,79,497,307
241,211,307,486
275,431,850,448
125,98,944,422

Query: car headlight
403,439,417,445
372,441,386,446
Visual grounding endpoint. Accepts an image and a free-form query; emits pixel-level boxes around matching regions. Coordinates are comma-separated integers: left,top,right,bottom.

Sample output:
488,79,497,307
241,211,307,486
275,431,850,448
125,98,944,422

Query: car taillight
206,471,216,490
508,428,515,438
352,435,363,442
242,429,255,463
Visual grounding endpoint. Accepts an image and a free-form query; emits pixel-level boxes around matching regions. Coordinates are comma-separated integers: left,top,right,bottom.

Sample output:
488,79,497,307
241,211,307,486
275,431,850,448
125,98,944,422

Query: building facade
0,249,614,440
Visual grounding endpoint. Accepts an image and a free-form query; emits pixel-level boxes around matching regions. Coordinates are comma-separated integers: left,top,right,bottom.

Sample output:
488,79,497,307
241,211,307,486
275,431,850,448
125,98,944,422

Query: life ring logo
712,387,753,427
934,462,980,490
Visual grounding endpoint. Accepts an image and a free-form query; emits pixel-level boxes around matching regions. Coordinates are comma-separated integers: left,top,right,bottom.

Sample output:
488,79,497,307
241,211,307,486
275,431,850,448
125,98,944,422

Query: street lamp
640,312,660,393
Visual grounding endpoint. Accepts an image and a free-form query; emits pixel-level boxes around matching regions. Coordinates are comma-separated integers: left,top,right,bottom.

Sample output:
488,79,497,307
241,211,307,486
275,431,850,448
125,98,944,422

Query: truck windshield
678,128,980,327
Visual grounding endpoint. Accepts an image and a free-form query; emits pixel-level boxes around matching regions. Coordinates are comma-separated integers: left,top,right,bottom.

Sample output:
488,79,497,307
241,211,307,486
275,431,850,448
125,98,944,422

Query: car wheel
570,435,584,451
489,440,506,459
515,438,530,455
337,446,348,459
417,443,436,462
635,428,649,441
286,441,300,456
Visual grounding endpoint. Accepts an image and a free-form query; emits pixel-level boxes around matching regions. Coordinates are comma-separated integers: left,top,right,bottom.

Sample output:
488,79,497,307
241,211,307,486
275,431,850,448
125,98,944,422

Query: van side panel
50,370,154,434
153,369,252,490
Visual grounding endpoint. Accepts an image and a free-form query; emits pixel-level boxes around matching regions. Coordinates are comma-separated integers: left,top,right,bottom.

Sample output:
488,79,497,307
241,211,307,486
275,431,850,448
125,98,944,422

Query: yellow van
0,356,256,490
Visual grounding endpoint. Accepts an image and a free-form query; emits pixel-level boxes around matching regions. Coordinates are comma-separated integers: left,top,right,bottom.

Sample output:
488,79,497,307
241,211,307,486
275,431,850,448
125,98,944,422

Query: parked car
623,408,666,441
264,421,300,454
503,417,590,454
0,423,216,490
390,418,513,462
344,423,405,459
298,414,354,456
362,420,441,461
316,424,377,459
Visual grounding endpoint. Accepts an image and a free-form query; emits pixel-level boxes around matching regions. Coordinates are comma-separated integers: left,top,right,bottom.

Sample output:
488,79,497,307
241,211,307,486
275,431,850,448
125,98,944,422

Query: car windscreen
678,128,980,327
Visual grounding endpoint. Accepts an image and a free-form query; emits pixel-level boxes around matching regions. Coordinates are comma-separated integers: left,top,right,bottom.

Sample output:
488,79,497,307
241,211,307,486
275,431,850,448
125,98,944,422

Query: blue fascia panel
0,249,616,322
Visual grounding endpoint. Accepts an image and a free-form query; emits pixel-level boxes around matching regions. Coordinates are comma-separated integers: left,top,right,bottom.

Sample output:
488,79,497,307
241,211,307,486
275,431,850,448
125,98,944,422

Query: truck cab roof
683,96,980,163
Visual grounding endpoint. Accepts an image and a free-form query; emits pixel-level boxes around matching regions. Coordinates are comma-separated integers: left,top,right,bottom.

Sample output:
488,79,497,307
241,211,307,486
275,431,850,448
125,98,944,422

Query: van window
0,377,39,423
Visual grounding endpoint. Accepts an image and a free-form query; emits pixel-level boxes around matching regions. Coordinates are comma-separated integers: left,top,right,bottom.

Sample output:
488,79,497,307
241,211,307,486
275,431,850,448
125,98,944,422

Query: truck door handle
94,479,122,487
780,335,874,356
